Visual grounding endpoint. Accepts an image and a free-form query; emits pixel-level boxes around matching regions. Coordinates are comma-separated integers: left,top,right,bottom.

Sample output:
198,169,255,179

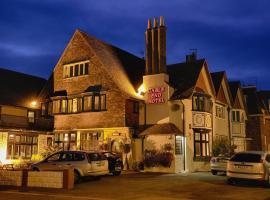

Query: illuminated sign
148,87,165,104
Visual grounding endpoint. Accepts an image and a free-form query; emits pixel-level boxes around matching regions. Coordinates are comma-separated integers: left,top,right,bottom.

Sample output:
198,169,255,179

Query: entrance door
175,135,185,172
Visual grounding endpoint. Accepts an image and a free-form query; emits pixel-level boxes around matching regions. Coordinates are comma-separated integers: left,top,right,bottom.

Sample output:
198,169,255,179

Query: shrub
143,149,174,168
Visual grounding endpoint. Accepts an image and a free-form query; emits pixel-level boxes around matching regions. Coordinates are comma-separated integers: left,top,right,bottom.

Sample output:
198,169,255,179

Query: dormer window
63,60,89,78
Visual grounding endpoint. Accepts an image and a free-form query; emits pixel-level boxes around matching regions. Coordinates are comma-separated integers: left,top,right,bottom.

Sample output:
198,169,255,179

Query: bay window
192,93,212,113
194,132,209,159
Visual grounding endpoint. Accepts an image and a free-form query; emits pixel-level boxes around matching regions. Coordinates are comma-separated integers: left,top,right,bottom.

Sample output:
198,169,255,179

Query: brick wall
0,170,22,186
246,116,263,151
125,99,139,128
28,171,63,188
53,30,134,130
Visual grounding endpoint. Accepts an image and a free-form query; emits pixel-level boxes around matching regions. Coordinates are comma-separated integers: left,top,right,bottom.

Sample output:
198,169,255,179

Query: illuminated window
28,111,35,123
68,99,73,113
63,61,90,78
41,103,46,116
84,96,92,111
55,133,77,150
7,134,38,159
61,99,67,113
72,98,78,113
194,132,209,159
53,100,61,114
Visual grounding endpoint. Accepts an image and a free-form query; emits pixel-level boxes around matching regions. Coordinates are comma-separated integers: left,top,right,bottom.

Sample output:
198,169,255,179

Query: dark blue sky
0,0,269,89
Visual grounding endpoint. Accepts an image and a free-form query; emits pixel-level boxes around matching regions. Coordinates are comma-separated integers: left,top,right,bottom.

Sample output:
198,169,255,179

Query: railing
192,111,212,129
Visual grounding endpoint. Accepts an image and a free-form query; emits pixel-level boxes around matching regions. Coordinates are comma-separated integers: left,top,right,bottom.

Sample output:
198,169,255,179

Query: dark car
102,152,123,176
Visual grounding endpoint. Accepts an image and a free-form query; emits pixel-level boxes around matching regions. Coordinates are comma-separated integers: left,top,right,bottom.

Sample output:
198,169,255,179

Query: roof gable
168,59,215,99
0,68,46,108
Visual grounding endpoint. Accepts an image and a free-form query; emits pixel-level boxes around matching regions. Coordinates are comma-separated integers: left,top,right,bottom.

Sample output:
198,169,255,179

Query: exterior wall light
31,101,38,108
137,84,146,96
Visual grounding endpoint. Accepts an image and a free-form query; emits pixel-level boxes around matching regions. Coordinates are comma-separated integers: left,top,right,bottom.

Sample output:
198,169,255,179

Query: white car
227,151,270,186
210,156,230,175
31,151,109,183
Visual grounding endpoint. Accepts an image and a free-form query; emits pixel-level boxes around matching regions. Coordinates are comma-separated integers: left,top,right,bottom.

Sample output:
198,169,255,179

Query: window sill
52,110,107,115
63,74,89,80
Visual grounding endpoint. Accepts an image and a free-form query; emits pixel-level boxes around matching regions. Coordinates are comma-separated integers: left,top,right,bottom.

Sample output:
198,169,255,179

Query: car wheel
74,170,81,184
227,177,236,185
32,167,39,171
113,171,121,176
211,170,217,175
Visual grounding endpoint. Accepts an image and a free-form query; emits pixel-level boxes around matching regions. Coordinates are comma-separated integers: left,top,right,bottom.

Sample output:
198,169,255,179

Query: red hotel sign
148,87,165,104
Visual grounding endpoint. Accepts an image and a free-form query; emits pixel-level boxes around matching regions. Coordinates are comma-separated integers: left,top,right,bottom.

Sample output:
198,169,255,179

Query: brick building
243,86,270,151
41,29,145,166
0,68,53,164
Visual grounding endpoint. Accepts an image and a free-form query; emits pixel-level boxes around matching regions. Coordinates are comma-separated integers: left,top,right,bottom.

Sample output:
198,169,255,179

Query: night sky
1,0,269,89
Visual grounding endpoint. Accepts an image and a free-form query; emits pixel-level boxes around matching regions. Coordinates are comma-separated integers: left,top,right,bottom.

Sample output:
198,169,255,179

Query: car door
88,153,108,174
58,152,74,170
39,152,61,171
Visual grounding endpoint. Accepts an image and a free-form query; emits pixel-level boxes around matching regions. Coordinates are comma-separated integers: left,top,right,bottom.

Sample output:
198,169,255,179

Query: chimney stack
145,16,167,75
145,19,152,75
158,16,166,73
151,18,159,74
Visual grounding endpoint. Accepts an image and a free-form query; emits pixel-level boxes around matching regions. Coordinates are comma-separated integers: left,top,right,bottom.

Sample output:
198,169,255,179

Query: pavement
0,172,270,200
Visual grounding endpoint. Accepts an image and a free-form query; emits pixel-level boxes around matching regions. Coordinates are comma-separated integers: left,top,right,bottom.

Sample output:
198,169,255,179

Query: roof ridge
77,29,144,61
0,67,47,81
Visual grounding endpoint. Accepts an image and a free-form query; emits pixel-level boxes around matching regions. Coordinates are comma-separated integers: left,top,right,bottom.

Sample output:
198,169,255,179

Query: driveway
0,172,269,200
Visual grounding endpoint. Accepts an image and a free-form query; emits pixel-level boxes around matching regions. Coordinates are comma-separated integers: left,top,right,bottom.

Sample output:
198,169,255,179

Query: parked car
31,151,109,183
227,151,270,186
210,156,230,175
102,151,123,176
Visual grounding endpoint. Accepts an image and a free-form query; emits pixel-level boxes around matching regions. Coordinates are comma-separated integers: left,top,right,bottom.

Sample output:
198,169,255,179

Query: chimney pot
160,16,165,26
153,18,158,28
147,19,152,29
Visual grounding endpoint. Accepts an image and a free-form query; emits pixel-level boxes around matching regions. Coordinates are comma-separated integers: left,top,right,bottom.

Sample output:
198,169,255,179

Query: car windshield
230,153,262,163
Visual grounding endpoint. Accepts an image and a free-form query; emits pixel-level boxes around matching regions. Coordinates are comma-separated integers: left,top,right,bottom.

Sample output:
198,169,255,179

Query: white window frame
63,60,90,78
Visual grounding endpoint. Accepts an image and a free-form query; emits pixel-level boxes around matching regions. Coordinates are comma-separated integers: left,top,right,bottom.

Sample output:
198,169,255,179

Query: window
93,94,106,111
7,134,38,159
80,131,104,151
60,152,73,161
175,136,183,155
63,61,90,78
53,100,61,114
133,102,139,113
232,110,241,122
47,153,61,162
100,95,106,110
72,98,78,113
74,153,85,161
54,133,77,150
84,96,92,111
48,101,53,116
194,132,209,159
61,99,67,113
216,105,225,118
77,98,82,112
192,94,212,112
28,111,35,123
68,99,73,113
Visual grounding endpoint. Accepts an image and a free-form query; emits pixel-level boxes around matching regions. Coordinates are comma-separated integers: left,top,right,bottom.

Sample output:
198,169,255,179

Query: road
0,172,270,200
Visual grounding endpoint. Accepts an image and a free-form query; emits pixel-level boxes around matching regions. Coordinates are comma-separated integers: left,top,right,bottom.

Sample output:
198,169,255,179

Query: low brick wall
0,169,73,189
0,170,23,186
28,171,63,188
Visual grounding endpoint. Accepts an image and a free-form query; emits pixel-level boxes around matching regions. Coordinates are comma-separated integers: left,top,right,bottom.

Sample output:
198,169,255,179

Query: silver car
31,151,109,183
210,156,230,175
227,151,270,186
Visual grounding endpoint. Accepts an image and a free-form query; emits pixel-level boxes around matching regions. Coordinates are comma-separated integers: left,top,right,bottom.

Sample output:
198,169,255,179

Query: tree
212,137,236,157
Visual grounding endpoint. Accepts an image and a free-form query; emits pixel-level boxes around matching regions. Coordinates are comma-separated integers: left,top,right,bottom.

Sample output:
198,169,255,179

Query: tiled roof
242,86,267,115
139,123,183,136
167,59,206,99
78,30,145,93
211,71,225,94
229,81,241,102
0,68,46,108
